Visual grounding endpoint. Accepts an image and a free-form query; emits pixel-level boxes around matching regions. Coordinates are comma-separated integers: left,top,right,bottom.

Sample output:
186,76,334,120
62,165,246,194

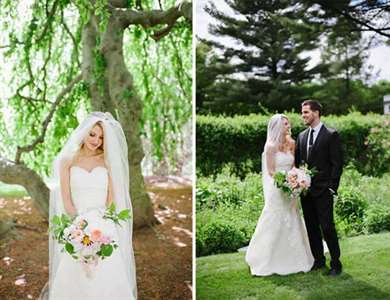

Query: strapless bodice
70,166,108,213
275,151,294,172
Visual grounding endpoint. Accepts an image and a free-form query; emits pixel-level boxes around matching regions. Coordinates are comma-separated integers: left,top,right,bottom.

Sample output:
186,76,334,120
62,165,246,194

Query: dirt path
0,177,192,300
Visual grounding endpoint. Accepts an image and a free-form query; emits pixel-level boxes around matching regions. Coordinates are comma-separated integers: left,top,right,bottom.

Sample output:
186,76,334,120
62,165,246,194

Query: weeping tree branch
15,73,83,163
2,73,82,218
0,156,49,217
35,0,60,45
61,10,81,67
118,1,192,38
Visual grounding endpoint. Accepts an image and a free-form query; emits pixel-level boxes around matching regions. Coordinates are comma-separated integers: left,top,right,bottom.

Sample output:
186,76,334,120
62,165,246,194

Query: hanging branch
317,1,390,38
61,10,81,67
118,1,192,37
34,0,60,45
15,73,82,163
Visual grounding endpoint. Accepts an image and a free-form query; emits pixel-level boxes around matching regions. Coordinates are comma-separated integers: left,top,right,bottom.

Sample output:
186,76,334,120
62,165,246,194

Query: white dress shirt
307,122,323,157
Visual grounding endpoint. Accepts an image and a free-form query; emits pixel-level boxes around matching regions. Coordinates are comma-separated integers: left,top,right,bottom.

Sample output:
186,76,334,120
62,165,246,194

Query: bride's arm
265,144,277,177
59,158,77,217
106,171,114,207
289,138,296,168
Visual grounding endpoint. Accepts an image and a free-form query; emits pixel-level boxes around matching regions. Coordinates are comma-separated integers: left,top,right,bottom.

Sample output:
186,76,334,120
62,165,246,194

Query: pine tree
202,0,321,112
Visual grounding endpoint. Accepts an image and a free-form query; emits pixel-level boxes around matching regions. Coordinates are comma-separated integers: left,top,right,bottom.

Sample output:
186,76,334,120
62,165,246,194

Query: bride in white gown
48,112,137,299
245,114,314,276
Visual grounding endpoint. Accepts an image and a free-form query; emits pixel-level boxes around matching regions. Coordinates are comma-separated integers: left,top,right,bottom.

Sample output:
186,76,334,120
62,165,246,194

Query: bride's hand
291,198,298,210
65,205,77,217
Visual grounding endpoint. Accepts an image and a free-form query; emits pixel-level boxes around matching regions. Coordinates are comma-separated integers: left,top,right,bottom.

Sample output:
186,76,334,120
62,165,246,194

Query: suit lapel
308,124,326,164
301,128,310,163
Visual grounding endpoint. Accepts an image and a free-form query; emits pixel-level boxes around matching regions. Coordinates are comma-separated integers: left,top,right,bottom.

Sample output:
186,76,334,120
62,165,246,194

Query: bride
245,114,314,276
48,112,137,299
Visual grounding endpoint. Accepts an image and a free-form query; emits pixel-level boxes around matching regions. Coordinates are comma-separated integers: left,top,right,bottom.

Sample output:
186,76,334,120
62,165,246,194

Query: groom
295,100,343,276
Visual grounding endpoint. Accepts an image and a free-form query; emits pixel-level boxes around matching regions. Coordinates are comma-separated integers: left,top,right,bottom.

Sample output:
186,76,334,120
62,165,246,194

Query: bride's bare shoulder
287,136,295,146
60,156,74,170
265,142,277,153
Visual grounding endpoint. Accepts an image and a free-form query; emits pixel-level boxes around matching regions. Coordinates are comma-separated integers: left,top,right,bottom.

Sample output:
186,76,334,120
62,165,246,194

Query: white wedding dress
245,151,314,276
49,166,135,300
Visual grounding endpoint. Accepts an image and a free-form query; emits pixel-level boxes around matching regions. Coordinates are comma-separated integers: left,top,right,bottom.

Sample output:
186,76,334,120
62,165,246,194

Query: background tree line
196,0,390,115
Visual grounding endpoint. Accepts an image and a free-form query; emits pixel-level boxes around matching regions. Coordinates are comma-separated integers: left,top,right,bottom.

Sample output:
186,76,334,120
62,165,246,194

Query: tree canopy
0,0,192,227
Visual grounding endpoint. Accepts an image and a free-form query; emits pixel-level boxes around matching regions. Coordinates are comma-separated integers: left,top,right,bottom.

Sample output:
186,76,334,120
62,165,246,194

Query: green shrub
196,112,389,177
335,187,367,226
196,168,263,210
362,122,390,176
334,187,367,236
196,219,246,256
365,206,390,234
196,172,264,256
196,170,242,210
196,168,390,256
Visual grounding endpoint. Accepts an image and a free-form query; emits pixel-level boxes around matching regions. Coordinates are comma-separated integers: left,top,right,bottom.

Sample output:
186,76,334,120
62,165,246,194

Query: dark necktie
308,128,315,160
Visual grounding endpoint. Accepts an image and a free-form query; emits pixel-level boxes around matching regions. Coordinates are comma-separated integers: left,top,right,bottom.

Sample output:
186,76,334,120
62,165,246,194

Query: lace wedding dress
245,151,314,276
49,166,135,300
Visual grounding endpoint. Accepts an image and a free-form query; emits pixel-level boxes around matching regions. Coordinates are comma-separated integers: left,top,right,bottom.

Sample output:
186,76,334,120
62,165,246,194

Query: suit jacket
295,124,343,197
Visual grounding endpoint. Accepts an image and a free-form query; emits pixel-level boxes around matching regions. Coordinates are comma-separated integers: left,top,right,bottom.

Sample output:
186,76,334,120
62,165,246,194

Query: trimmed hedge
196,112,389,177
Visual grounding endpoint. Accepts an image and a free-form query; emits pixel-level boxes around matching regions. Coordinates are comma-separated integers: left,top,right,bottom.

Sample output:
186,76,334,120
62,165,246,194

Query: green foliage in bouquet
50,203,131,260
50,214,75,240
103,202,132,225
50,213,81,256
273,171,290,194
97,243,116,258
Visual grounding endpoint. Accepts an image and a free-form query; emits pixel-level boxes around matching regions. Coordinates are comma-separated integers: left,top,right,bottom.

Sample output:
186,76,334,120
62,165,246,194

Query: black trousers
301,189,342,270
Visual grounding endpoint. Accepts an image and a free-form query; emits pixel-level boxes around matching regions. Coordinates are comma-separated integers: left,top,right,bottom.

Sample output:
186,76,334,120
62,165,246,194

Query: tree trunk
0,156,49,217
82,14,157,228
0,220,13,239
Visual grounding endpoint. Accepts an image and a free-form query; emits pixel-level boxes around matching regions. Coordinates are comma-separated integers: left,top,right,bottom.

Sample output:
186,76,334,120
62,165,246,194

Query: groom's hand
328,187,337,196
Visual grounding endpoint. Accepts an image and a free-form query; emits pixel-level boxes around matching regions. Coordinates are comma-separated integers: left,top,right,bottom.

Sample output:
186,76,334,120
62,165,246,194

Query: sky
195,0,390,82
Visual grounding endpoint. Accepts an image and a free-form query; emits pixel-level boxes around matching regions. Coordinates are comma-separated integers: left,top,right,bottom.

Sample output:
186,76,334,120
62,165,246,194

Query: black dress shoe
310,263,326,271
326,268,342,276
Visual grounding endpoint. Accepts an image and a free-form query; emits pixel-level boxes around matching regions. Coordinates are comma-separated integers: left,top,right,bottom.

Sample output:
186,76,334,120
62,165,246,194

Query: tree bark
0,156,49,217
103,15,157,228
81,12,158,228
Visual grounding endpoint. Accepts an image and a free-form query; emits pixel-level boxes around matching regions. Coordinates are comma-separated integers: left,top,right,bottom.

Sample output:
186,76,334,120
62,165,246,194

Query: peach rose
90,229,102,242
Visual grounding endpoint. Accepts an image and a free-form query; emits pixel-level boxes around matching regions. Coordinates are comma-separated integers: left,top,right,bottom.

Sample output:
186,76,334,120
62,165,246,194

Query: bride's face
282,117,291,136
84,124,104,152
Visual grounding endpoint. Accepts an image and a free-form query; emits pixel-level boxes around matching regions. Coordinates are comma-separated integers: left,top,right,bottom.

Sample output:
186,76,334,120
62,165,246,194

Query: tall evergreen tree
202,0,321,113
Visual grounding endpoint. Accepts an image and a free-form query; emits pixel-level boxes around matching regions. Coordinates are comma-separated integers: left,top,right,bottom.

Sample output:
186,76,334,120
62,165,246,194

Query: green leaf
118,209,131,220
51,215,61,225
65,242,75,254
100,244,114,257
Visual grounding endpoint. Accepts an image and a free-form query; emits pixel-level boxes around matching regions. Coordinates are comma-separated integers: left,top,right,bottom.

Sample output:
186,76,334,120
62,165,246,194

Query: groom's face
301,105,317,126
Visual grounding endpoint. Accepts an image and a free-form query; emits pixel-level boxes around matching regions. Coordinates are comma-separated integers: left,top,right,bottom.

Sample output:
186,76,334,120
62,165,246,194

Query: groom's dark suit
295,124,343,270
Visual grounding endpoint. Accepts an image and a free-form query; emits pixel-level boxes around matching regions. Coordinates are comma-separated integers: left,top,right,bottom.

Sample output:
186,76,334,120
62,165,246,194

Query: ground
196,232,390,300
0,176,192,300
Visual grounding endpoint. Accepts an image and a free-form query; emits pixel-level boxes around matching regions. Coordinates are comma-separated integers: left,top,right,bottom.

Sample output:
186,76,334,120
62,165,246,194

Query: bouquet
50,203,131,267
273,165,313,199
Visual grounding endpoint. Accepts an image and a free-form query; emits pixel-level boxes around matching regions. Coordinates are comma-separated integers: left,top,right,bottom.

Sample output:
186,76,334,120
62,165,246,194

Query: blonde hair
280,115,294,153
73,121,106,164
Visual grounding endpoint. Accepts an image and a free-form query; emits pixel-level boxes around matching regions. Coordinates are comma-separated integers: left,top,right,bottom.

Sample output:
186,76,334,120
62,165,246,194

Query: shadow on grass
261,270,390,300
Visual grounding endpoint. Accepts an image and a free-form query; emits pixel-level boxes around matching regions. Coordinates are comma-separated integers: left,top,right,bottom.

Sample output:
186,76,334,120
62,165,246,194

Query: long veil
262,114,286,204
239,114,286,253
47,112,137,299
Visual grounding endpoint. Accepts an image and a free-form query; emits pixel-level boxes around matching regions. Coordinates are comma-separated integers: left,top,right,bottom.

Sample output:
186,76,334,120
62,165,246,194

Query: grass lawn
196,232,390,300
0,182,27,198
